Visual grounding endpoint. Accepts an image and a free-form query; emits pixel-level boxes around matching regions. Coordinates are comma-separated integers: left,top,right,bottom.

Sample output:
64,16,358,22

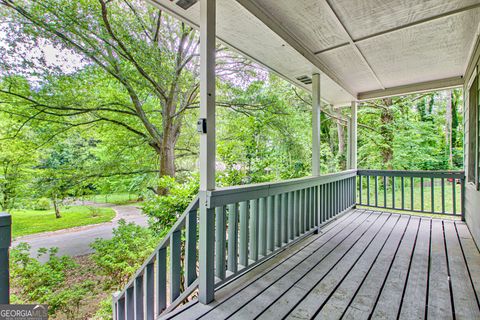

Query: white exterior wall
464,34,480,246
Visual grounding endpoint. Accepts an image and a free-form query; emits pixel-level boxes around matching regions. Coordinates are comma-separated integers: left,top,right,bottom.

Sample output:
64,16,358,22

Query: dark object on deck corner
0,212,11,304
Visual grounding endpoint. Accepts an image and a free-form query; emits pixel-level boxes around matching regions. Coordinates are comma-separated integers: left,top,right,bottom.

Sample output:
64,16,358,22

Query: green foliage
93,297,113,320
10,243,77,314
90,220,159,287
142,175,199,233
46,281,96,318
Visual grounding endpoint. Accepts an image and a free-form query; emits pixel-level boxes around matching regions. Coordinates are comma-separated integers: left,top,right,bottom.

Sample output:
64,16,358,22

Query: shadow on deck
163,209,480,320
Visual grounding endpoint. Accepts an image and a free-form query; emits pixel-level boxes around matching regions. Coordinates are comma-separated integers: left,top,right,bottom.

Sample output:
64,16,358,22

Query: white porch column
346,117,352,169
312,73,321,176
199,0,216,304
349,101,358,169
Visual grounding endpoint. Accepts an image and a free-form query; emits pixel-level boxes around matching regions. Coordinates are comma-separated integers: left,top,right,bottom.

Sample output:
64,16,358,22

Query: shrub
9,243,97,317
93,297,113,320
142,175,198,234
10,243,77,306
31,198,51,210
90,220,159,288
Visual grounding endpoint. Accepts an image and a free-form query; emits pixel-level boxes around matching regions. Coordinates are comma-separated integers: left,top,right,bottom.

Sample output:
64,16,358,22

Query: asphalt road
12,203,148,262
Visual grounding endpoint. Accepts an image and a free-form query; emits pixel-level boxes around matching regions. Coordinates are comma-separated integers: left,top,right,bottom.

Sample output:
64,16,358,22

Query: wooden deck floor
163,209,480,320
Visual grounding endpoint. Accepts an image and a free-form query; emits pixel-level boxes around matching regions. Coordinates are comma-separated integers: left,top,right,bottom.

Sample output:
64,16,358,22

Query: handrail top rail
113,196,199,302
357,169,465,178
206,170,357,208
209,169,357,195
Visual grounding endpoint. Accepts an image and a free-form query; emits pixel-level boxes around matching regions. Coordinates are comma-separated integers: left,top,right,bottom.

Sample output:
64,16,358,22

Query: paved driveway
12,204,148,262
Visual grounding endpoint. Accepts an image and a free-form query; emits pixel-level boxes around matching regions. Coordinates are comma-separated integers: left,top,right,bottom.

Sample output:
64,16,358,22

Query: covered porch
108,0,480,319
162,208,480,320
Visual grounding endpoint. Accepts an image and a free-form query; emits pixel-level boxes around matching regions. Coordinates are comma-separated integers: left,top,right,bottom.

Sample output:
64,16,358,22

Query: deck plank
398,218,431,320
370,216,420,319
343,215,418,320
204,211,379,320
313,214,410,320
427,219,453,320
455,221,480,300
164,210,480,320
163,209,363,320
243,212,389,320
444,220,480,319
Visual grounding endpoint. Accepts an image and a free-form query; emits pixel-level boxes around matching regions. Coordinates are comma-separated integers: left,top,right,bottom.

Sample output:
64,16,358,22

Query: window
467,66,479,190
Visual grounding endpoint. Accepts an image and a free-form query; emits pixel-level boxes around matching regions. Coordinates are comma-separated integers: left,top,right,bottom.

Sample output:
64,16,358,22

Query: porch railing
112,170,357,319
357,170,465,218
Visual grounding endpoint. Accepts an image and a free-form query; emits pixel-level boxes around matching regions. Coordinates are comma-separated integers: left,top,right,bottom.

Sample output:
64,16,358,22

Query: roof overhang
148,0,480,103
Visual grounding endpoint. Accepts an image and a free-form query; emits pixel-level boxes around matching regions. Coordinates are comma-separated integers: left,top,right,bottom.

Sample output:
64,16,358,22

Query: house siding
464,31,480,247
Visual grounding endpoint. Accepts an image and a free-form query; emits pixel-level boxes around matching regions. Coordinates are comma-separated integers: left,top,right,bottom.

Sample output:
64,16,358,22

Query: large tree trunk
380,98,394,170
445,91,453,167
335,109,346,169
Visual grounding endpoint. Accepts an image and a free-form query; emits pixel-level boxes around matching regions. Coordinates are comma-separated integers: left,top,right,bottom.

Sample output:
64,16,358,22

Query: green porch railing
357,170,465,219
112,170,357,319
0,212,12,304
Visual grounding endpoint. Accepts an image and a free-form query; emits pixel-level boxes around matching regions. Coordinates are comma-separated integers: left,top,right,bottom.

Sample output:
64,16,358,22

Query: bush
9,243,97,317
10,243,77,306
30,198,51,210
142,175,198,234
90,220,159,288
93,297,113,320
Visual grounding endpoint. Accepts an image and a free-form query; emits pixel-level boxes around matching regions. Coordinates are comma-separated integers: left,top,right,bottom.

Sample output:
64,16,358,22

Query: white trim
357,76,463,101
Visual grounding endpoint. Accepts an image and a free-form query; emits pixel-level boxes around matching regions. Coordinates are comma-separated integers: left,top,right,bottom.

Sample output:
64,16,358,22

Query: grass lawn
11,206,116,238
84,193,139,205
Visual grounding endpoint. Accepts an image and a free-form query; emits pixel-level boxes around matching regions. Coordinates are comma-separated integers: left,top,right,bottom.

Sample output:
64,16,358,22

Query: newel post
0,212,11,304
198,0,216,305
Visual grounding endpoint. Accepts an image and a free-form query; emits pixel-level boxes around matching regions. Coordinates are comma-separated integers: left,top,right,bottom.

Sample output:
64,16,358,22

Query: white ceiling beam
357,76,464,101
235,0,356,97
316,2,480,55
323,0,385,90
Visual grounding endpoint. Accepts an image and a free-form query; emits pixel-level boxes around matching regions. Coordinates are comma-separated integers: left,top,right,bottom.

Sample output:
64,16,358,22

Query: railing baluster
441,178,445,214
288,192,294,240
117,297,125,320
170,230,181,303
258,198,267,257
294,190,300,237
126,287,134,320
366,175,370,206
266,197,274,252
282,193,288,243
305,188,310,231
410,177,414,211
185,209,197,286
392,176,395,209
374,176,378,207
274,194,281,248
383,176,387,208
134,275,144,319
461,178,465,221
421,177,424,212
359,175,362,205
228,203,238,272
431,177,435,213
239,201,249,267
452,179,457,215
215,206,226,280
156,248,166,315
401,177,405,210
249,199,259,262
144,263,154,320
299,189,305,234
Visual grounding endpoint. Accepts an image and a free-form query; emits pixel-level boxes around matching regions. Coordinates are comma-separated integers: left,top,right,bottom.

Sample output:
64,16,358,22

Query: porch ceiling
148,0,480,104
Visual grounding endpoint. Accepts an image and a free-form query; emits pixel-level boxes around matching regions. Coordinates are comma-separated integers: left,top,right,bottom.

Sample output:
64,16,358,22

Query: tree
0,0,252,194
